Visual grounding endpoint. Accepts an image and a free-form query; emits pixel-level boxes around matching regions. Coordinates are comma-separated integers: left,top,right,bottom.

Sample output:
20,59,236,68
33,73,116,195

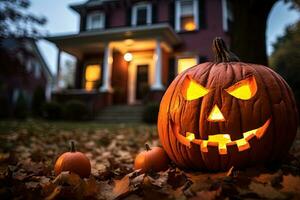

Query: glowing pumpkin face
157,38,298,171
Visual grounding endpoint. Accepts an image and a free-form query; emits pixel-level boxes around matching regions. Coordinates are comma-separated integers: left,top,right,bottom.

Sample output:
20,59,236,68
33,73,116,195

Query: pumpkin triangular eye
225,76,257,100
182,76,209,100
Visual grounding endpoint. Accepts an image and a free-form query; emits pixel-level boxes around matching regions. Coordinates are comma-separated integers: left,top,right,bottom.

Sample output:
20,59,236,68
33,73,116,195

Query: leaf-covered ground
0,120,300,200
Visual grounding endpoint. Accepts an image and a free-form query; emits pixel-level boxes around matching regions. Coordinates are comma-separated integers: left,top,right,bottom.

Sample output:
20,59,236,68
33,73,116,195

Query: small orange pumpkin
134,144,169,173
54,141,91,178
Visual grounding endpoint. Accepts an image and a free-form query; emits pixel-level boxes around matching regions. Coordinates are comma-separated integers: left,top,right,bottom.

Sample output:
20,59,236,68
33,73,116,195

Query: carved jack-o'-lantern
158,38,298,171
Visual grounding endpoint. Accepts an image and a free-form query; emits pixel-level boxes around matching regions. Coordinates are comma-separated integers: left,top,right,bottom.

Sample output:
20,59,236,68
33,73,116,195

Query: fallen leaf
249,181,286,199
45,186,62,200
254,170,283,187
113,174,130,199
191,187,222,200
53,171,82,187
281,174,300,193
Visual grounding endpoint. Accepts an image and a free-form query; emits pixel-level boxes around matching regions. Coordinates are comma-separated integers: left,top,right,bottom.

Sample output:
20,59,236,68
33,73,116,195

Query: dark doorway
136,64,149,101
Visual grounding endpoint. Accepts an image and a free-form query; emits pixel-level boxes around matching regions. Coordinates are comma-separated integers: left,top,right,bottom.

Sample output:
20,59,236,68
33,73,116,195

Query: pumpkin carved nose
208,105,225,122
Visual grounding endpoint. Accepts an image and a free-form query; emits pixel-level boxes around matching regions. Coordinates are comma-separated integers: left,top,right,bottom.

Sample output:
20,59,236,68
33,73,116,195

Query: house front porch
47,23,181,113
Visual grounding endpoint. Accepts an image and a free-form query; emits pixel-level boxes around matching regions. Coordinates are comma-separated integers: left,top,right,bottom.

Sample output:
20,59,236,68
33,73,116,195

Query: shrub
32,86,45,117
14,92,28,119
42,101,63,120
143,102,160,124
63,100,89,121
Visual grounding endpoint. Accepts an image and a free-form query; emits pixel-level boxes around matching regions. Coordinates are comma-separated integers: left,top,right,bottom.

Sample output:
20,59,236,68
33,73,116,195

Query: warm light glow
208,134,231,144
235,138,250,151
243,129,257,139
201,140,208,152
228,84,251,99
184,78,209,100
208,134,231,154
124,52,133,62
183,21,196,31
178,58,197,74
85,81,94,91
124,39,134,46
207,105,225,122
186,132,195,141
85,65,101,81
226,76,257,100
174,118,271,154
181,16,196,31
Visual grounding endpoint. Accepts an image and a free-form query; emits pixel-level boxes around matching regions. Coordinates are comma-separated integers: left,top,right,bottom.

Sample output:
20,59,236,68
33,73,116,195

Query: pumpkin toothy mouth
172,118,271,155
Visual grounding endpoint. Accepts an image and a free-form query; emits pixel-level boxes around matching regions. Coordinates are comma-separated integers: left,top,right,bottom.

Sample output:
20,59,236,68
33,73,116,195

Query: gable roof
70,0,118,13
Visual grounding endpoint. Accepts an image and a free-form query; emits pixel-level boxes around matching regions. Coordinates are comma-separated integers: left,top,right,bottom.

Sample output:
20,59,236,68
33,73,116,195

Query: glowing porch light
124,52,133,62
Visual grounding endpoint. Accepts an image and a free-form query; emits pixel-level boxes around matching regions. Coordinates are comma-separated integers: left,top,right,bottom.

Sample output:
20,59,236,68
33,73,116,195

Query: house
0,37,53,117
46,0,232,114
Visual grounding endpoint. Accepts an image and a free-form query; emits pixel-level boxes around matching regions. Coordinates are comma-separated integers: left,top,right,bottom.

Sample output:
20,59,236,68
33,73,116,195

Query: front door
128,54,153,105
135,64,149,101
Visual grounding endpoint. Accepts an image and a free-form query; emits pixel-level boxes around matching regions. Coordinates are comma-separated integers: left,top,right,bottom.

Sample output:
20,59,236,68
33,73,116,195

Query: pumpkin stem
70,141,76,152
212,37,240,63
145,144,151,151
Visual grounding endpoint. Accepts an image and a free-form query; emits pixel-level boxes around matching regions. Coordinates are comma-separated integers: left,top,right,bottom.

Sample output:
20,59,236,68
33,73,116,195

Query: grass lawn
0,119,157,133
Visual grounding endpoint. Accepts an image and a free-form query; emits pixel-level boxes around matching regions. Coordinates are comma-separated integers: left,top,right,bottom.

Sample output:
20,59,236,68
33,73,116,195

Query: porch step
96,105,144,123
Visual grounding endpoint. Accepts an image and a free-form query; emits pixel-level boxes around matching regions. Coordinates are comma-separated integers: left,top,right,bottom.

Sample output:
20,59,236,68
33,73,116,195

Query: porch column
56,48,61,90
100,42,113,92
151,38,164,90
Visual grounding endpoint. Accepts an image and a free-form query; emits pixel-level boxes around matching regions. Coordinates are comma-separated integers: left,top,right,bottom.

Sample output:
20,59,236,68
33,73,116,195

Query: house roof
70,0,118,13
45,23,182,58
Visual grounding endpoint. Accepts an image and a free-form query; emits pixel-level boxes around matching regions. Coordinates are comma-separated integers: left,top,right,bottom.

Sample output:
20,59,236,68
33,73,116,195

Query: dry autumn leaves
0,120,300,199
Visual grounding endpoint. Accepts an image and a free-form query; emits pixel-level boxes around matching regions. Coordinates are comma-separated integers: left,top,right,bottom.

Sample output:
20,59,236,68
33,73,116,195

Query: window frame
222,0,233,32
175,0,199,32
86,11,105,30
131,2,152,26
176,55,199,74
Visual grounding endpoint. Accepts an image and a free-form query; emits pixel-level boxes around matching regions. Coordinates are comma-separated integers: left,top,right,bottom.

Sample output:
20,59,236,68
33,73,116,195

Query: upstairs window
175,0,199,32
86,12,105,30
131,3,152,26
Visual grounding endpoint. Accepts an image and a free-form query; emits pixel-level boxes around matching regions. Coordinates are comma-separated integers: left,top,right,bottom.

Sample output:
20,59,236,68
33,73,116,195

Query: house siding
109,7,127,28
175,0,228,60
157,0,170,23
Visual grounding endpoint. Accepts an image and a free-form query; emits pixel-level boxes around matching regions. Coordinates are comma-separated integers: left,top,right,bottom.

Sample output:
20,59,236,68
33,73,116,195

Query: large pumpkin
158,38,298,171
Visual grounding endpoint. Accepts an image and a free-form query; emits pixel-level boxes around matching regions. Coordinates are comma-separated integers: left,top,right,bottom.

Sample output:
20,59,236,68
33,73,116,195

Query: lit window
132,3,152,26
85,64,101,91
175,0,199,32
177,57,197,74
86,12,105,30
